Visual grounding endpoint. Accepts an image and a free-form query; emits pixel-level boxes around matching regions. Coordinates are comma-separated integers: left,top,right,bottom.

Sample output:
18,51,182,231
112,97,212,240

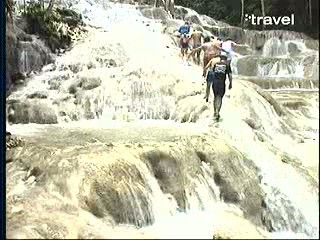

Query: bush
22,2,83,52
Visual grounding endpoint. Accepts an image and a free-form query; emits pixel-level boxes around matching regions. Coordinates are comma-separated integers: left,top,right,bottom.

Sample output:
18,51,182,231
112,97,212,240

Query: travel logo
244,14,295,26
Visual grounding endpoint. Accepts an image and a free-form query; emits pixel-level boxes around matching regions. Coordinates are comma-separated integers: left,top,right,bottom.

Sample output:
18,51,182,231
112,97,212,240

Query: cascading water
6,0,319,239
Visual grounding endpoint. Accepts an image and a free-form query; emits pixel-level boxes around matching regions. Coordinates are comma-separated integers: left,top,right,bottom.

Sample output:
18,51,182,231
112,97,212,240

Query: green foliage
22,2,83,51
175,0,318,38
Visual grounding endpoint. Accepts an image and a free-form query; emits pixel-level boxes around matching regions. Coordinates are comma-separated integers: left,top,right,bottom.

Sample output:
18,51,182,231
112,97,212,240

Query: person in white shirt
221,38,238,65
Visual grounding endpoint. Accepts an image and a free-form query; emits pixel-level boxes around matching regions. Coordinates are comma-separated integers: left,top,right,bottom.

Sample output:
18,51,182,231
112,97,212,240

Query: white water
7,0,319,239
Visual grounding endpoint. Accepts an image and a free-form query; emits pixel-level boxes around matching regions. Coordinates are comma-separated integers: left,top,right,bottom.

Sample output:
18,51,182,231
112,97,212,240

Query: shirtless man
189,29,204,64
188,36,224,77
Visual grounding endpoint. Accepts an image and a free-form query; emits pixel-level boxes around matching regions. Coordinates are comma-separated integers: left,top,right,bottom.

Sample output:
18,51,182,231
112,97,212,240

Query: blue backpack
178,25,190,35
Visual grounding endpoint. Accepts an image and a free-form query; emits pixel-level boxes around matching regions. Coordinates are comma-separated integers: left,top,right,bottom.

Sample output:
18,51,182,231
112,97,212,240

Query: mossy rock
22,3,84,52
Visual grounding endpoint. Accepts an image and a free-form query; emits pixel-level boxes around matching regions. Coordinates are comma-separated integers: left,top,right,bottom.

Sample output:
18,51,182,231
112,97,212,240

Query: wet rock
48,73,71,90
302,54,319,80
7,100,58,124
79,76,102,90
143,150,187,210
304,39,319,51
173,6,191,21
287,42,302,56
27,91,49,99
233,44,252,56
196,142,265,228
184,14,202,25
68,83,78,94
236,56,259,76
16,37,54,75
207,26,246,43
83,162,154,227
254,88,285,117
6,18,54,96
11,72,26,85
6,134,25,150
69,63,82,73
138,6,171,21
244,118,261,130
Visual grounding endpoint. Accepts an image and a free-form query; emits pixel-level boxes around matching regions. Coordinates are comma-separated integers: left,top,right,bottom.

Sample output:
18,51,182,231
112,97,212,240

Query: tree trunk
46,0,55,13
260,0,265,30
240,0,244,27
5,0,13,23
155,0,164,8
155,0,174,17
308,0,312,25
169,0,174,18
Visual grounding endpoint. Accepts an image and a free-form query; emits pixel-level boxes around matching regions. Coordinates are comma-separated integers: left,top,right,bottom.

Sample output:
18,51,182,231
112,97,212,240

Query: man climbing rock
188,36,224,78
204,55,232,121
221,38,238,66
177,21,191,59
189,29,204,64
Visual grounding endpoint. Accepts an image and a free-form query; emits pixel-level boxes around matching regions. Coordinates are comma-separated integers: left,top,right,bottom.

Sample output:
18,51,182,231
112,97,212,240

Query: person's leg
203,55,209,77
214,95,222,119
212,80,226,119
205,71,214,101
196,50,201,65
227,59,232,67
179,37,184,57
205,80,212,102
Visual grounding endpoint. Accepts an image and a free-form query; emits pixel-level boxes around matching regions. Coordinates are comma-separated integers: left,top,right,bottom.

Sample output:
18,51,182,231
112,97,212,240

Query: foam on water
7,0,319,239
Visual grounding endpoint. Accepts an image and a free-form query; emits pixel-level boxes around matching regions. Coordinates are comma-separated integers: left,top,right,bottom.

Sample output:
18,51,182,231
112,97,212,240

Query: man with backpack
188,36,224,78
204,55,233,121
177,21,191,58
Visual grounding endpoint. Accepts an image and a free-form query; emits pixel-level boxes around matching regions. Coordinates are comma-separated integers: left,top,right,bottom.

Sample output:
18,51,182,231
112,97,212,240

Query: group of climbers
176,21,237,121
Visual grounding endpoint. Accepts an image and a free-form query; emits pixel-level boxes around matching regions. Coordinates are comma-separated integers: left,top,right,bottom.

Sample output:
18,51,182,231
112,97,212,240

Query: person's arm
213,43,228,53
231,41,238,47
204,59,213,73
204,58,218,73
188,33,193,41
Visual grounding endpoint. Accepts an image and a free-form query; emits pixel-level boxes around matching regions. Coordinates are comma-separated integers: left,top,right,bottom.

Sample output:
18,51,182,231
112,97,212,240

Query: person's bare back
190,30,203,48
203,39,221,57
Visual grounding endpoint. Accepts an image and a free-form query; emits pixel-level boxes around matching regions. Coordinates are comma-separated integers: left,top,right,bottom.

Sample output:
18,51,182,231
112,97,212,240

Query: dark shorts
207,70,215,82
213,79,226,97
180,38,189,49
207,71,226,97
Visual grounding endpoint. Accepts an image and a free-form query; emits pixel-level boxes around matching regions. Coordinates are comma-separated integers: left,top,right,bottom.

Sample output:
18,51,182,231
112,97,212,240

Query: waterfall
6,0,318,239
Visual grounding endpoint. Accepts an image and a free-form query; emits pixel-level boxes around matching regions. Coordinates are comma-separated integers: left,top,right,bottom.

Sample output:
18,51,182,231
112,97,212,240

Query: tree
260,0,265,29
155,0,166,8
240,0,244,26
5,0,13,23
46,0,55,13
155,0,175,18
308,0,312,25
